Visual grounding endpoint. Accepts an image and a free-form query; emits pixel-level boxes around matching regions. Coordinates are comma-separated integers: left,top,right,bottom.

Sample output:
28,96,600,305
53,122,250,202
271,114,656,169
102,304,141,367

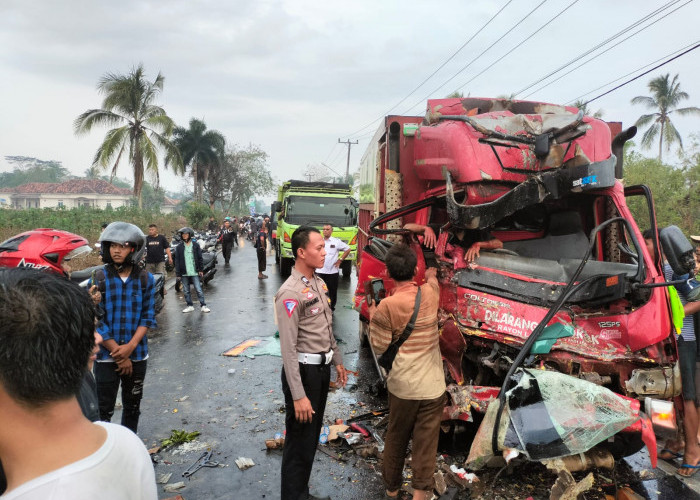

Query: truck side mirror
272,201,281,213
660,225,695,275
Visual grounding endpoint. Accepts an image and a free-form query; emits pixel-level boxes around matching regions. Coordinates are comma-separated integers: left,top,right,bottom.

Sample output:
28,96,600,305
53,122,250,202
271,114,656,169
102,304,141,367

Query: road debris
161,429,201,449
183,449,219,479
163,481,186,493
222,336,281,357
157,472,173,484
549,470,594,500
235,457,255,470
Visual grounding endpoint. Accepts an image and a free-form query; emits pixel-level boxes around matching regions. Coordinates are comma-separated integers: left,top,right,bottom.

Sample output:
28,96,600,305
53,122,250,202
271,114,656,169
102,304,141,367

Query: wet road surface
112,237,700,499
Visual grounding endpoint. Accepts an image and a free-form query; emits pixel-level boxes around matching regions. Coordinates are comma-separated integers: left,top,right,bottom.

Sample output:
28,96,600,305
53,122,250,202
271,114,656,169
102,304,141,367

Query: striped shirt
665,263,695,342
369,277,445,400
91,266,157,361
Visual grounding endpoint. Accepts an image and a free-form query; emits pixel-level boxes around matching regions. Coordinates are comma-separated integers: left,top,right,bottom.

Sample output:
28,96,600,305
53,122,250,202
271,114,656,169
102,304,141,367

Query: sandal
678,463,700,478
659,448,683,461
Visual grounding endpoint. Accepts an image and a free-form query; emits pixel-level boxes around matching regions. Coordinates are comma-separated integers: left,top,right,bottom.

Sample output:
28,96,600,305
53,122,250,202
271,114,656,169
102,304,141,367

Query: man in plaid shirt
91,222,156,433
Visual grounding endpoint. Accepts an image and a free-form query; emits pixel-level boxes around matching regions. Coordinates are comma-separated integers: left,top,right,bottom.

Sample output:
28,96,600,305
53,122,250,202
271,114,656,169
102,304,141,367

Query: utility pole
338,138,358,183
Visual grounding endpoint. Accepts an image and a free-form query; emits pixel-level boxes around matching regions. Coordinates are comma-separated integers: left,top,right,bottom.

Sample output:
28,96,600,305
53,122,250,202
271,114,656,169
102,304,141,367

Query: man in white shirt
315,224,351,311
0,268,157,500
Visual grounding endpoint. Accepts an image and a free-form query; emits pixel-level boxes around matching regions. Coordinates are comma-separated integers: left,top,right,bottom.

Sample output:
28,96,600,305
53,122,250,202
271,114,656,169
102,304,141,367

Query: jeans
182,274,206,306
94,359,148,433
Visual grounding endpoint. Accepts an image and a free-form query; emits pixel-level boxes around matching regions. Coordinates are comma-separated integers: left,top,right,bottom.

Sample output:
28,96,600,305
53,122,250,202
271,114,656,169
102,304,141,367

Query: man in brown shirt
275,226,347,500
369,244,446,500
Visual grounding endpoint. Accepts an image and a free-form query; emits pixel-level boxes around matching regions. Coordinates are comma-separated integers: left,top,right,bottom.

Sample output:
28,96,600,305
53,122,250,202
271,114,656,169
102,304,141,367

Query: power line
401,0,550,115
452,0,581,96
581,42,700,106
565,40,700,105
513,0,683,97
522,0,694,99
342,0,514,139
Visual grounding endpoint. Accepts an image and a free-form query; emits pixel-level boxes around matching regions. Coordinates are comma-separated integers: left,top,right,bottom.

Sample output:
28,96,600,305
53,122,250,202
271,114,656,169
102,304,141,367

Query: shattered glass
467,369,638,468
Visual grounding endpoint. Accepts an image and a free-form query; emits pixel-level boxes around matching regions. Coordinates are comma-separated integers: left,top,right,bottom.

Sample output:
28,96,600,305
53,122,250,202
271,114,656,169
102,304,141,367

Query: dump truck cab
355,97,692,465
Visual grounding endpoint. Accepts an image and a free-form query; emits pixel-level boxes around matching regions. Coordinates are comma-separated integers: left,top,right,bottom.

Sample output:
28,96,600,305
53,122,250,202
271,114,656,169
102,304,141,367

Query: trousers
281,363,331,500
316,272,339,310
257,247,267,273
222,240,234,263
94,359,148,433
181,275,206,306
383,391,445,492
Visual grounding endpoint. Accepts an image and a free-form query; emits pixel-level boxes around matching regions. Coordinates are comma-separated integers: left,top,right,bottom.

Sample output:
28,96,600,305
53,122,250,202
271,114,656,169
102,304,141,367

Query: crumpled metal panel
443,384,500,422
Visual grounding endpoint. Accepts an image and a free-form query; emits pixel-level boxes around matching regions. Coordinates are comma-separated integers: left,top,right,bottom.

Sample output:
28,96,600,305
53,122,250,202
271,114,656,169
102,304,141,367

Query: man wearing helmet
90,222,157,434
173,227,211,313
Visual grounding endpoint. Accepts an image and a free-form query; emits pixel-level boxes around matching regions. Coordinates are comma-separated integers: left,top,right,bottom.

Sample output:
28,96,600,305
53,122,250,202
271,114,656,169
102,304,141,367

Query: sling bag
377,287,422,372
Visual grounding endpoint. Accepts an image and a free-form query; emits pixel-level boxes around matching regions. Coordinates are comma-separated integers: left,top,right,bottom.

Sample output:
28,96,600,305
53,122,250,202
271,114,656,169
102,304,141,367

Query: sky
0,0,698,196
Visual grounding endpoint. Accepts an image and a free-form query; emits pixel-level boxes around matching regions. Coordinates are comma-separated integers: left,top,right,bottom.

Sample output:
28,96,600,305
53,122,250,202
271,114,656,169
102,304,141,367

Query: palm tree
573,100,604,119
172,118,226,203
74,64,182,208
631,73,700,162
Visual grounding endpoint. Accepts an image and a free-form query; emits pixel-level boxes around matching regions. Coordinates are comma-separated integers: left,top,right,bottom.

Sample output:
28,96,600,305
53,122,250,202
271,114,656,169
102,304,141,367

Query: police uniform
275,267,342,500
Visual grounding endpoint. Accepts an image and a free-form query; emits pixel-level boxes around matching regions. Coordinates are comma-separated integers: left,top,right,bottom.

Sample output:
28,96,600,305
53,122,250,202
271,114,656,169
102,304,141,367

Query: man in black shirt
219,220,237,265
145,225,172,293
404,223,502,263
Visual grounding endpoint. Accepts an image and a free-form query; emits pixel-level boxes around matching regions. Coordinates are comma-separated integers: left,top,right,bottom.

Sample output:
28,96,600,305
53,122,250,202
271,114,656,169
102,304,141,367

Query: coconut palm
74,64,182,208
172,118,226,203
631,73,700,162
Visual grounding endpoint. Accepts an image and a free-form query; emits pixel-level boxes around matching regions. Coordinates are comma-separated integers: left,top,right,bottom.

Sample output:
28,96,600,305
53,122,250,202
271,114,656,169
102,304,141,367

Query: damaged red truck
354,97,696,468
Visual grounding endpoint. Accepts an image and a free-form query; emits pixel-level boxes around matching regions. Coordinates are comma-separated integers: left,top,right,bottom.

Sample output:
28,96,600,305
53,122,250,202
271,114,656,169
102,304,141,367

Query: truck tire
341,259,352,278
280,257,293,276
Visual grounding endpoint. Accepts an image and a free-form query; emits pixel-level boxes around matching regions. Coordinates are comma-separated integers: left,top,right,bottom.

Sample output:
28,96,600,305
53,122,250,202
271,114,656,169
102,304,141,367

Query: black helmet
178,227,195,239
99,222,146,266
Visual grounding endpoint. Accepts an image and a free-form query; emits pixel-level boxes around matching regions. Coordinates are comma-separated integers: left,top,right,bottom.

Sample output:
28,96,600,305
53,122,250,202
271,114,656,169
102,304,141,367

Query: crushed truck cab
355,97,688,467
273,180,358,276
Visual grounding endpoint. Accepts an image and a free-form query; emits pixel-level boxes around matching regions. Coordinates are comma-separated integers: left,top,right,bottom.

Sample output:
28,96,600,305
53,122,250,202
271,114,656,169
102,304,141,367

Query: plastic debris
467,369,638,468
235,457,255,470
449,465,478,484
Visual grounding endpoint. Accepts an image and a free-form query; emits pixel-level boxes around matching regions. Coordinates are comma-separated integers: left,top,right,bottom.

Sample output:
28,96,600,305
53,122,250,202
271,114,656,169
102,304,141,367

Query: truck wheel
280,257,293,276
359,320,369,348
341,259,352,278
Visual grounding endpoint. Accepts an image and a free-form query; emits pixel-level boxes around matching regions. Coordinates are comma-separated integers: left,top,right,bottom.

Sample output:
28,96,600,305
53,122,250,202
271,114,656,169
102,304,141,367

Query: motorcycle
0,228,165,314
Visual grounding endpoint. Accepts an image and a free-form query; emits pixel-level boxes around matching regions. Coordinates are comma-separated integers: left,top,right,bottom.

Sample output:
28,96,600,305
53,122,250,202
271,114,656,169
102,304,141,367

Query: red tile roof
163,196,181,206
5,179,132,196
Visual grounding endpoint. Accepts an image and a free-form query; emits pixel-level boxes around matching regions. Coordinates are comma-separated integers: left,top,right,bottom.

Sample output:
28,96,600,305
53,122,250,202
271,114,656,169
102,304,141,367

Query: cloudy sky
0,0,698,194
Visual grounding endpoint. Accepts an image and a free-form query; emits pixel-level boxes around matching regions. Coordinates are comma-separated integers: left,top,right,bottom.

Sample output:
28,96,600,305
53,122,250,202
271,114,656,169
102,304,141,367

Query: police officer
275,226,347,500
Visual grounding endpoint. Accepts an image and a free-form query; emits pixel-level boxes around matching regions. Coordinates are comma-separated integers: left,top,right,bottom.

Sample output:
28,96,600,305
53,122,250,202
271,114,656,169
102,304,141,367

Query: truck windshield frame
285,196,355,226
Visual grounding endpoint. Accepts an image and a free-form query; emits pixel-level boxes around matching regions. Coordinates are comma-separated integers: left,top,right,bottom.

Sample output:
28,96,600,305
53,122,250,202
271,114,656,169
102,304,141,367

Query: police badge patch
283,299,298,317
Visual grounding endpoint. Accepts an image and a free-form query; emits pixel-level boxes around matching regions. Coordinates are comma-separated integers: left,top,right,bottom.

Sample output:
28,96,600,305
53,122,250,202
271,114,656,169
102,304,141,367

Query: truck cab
273,180,359,276
355,97,694,466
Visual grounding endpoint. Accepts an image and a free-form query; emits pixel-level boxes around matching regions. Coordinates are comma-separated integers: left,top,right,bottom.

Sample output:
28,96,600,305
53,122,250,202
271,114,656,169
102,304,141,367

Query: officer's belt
298,350,333,365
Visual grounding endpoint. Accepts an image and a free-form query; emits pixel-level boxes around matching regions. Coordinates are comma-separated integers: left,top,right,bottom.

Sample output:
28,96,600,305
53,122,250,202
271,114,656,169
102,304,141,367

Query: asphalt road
112,237,700,500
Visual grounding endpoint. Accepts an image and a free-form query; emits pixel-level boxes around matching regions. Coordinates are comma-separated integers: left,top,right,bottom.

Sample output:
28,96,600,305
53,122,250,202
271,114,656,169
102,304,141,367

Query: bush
0,207,187,246
182,202,213,230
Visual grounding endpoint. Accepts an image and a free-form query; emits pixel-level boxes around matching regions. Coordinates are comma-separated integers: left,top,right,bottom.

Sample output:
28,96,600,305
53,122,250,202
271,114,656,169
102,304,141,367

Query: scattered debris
265,434,285,450
175,395,189,402
316,444,347,462
235,457,255,470
157,472,173,484
163,481,186,493
183,449,219,479
549,470,594,500
434,470,447,496
162,495,185,500
222,337,281,357
148,445,161,455
161,430,201,449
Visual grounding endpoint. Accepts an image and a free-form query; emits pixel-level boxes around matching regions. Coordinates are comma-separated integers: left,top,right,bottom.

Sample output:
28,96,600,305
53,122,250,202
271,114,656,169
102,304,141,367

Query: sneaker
183,305,195,313
201,305,211,313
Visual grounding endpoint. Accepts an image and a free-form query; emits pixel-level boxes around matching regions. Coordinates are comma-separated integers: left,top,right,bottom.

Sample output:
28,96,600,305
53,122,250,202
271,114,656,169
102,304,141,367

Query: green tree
0,157,71,187
203,144,273,213
74,64,183,208
172,118,226,204
631,73,700,162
